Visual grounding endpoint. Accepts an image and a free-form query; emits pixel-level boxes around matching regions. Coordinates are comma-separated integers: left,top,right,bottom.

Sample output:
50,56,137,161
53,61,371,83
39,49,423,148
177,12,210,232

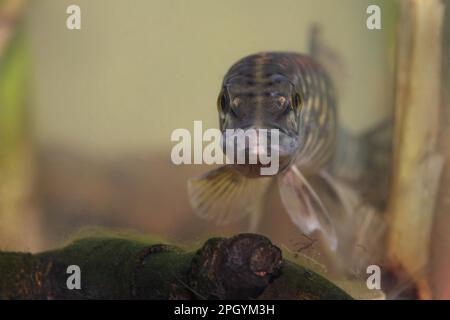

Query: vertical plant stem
387,0,445,299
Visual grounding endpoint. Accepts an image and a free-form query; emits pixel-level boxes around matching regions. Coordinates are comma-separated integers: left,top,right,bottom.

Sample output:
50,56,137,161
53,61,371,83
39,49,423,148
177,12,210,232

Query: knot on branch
188,233,283,299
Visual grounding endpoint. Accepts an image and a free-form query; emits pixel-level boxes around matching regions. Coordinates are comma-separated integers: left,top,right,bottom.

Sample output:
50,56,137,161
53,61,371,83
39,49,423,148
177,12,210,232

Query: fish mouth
221,126,298,177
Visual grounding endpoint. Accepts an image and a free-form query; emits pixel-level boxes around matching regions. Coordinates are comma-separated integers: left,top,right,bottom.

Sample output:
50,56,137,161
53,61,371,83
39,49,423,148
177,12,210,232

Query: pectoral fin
188,166,272,226
278,164,337,250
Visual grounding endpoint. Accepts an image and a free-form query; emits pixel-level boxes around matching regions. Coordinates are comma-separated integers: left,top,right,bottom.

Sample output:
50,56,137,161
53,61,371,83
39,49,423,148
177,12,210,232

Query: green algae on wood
0,233,352,300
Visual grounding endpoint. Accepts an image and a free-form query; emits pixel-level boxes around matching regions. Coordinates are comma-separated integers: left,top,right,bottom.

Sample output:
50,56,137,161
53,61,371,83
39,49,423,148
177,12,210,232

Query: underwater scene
0,0,449,305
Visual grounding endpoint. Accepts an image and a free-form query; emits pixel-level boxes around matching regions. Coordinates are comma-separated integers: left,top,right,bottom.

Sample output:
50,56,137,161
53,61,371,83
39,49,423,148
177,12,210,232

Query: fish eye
292,93,302,112
217,90,229,113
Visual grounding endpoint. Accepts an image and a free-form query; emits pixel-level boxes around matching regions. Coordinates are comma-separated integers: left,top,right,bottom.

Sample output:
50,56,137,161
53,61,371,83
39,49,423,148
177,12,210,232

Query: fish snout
221,127,298,177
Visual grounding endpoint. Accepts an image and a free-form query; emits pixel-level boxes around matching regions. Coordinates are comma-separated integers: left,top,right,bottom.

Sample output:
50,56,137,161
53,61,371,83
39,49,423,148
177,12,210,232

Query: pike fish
188,51,345,251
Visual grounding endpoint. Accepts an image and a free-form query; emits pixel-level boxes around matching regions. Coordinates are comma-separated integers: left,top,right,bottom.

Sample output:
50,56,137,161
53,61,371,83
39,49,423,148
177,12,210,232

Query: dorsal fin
308,23,346,100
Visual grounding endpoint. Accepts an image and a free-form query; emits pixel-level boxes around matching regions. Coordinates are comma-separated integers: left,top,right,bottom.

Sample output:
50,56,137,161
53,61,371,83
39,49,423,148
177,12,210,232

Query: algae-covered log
0,233,351,300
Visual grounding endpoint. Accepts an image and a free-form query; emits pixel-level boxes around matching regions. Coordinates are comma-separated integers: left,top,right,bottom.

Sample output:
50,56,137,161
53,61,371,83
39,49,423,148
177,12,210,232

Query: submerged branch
0,233,351,300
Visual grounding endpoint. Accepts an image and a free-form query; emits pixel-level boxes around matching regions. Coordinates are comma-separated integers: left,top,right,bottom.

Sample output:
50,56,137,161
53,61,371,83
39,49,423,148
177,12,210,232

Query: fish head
218,75,302,177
